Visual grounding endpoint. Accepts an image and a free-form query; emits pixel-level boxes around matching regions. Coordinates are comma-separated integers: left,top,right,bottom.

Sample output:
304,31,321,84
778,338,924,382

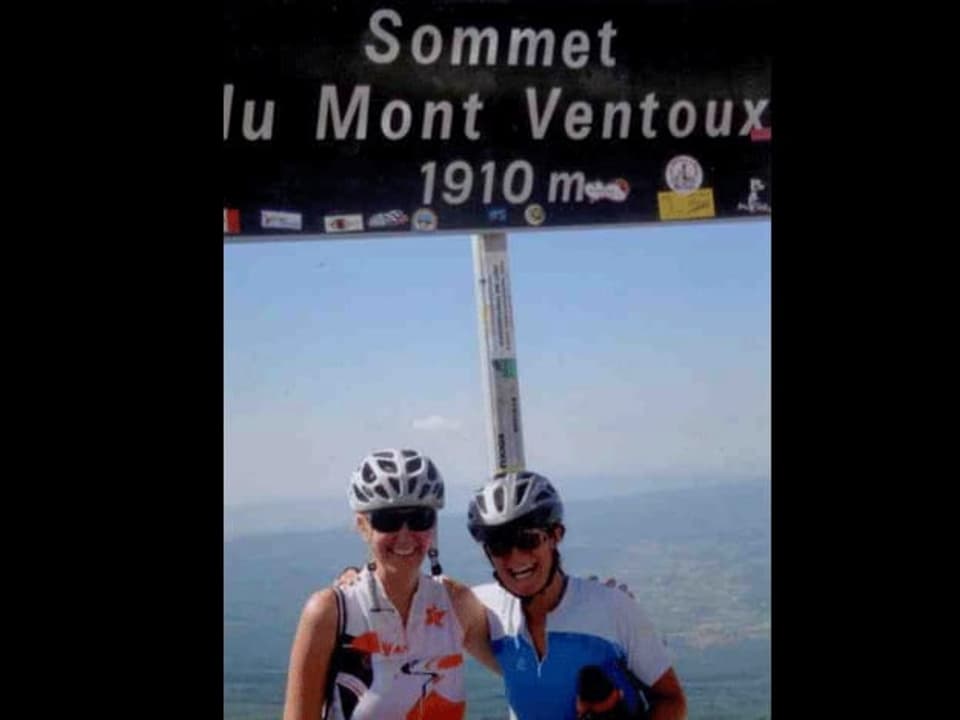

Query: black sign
224,0,771,239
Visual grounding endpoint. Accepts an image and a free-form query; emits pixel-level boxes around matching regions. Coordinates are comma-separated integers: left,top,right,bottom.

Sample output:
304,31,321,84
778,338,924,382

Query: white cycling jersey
326,567,466,720
473,575,672,720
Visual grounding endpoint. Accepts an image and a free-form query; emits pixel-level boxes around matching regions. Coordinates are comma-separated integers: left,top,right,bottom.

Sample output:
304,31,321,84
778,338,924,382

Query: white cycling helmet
348,448,445,512
467,470,563,541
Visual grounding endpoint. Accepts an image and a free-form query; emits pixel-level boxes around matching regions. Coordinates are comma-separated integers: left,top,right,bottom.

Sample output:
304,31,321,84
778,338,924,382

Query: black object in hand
576,665,631,720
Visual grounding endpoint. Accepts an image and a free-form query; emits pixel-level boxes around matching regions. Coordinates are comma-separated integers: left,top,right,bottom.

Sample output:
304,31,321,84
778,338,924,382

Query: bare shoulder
442,577,483,617
298,587,339,632
441,576,472,600
285,587,342,714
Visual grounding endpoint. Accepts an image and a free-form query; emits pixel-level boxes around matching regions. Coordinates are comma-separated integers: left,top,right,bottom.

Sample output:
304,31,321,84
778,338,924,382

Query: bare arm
282,589,339,720
648,667,687,720
612,588,686,720
444,578,501,676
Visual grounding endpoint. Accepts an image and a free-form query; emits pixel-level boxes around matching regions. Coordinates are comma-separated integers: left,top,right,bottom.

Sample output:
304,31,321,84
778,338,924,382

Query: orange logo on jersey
348,632,407,656
348,632,381,654
405,690,466,720
380,640,408,656
425,604,446,627
433,654,463,670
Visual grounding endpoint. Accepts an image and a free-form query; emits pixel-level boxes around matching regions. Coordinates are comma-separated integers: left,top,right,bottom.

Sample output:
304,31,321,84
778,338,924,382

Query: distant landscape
224,479,770,719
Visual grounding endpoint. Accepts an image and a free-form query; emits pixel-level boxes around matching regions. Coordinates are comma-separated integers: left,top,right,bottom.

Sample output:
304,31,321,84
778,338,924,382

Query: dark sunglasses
484,528,550,558
368,507,437,533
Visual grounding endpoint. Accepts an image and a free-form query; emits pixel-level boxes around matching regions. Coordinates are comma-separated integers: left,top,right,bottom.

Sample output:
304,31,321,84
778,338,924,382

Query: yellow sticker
657,188,716,221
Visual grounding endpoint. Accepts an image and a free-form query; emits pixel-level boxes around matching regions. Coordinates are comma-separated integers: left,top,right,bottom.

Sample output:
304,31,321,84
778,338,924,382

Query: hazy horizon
224,473,770,540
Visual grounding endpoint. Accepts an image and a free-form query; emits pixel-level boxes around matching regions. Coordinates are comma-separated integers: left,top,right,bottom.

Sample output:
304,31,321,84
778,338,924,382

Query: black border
46,2,226,714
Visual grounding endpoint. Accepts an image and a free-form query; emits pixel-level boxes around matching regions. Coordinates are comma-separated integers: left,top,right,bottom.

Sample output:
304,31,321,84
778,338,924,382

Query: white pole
471,232,526,476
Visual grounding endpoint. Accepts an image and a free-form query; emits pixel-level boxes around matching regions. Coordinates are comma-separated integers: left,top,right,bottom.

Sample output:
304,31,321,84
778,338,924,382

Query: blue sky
224,220,770,511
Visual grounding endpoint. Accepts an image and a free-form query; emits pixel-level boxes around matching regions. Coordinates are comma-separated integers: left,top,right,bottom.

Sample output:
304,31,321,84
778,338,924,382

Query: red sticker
224,208,240,233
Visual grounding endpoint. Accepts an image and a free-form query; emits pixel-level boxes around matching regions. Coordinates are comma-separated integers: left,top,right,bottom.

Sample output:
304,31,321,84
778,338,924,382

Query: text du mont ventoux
224,9,770,144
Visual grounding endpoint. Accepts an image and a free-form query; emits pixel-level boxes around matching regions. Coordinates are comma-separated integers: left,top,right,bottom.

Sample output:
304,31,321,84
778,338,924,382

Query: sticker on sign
260,209,303,231
657,188,715,221
224,208,240,234
665,156,704,195
585,178,630,203
367,210,409,228
324,214,364,232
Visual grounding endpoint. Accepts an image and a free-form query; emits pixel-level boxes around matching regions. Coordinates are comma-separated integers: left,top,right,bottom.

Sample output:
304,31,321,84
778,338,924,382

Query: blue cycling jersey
473,576,671,720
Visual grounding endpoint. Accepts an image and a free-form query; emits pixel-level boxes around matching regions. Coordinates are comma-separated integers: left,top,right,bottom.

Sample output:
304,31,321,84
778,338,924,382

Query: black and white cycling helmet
348,448,445,511
467,470,563,541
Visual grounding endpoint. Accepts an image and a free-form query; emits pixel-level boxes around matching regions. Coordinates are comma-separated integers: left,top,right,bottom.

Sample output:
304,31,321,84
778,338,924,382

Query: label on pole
473,233,525,474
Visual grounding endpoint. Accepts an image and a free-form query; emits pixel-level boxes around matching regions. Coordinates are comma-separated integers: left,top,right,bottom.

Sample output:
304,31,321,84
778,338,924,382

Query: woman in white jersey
283,449,499,720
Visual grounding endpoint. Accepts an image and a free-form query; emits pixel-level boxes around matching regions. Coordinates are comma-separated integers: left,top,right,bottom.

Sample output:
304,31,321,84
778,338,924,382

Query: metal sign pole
472,232,526,477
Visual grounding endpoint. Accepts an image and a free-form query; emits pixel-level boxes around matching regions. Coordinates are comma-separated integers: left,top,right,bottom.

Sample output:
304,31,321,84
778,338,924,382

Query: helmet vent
362,463,377,483
418,484,431,499
435,484,444,499
427,461,438,481
515,481,529,506
353,486,367,503
493,486,504,512
388,477,401,495
374,485,389,499
408,477,418,494
535,490,553,503
476,495,487,514
401,449,417,457
406,457,423,474
377,459,398,473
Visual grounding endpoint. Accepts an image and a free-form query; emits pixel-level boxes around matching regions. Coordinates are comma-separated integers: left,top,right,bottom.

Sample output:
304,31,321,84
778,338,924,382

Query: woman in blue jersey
282,449,500,720
466,471,688,720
